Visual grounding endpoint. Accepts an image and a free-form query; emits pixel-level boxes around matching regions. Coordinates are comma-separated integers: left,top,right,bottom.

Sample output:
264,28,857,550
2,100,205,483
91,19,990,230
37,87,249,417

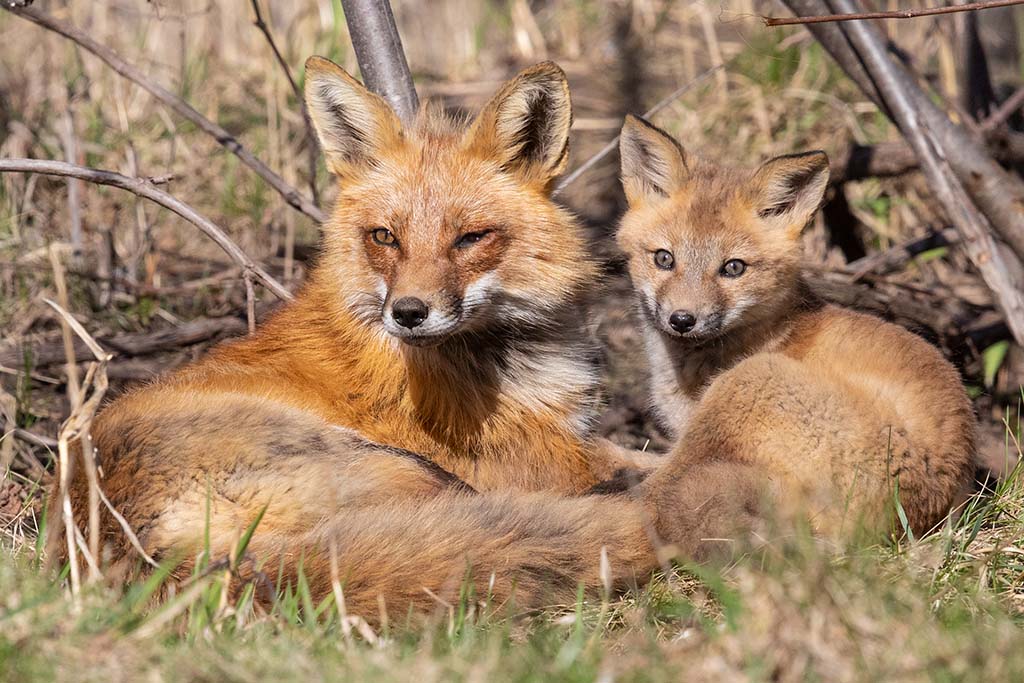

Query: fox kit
50,62,735,617
617,115,976,536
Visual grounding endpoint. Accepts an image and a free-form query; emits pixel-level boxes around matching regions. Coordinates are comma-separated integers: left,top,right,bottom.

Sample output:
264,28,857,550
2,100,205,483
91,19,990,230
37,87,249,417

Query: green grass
4,452,1024,681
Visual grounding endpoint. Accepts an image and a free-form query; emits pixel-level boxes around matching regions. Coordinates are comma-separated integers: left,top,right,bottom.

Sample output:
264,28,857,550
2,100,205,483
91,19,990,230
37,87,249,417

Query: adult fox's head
616,115,829,344
303,57,595,347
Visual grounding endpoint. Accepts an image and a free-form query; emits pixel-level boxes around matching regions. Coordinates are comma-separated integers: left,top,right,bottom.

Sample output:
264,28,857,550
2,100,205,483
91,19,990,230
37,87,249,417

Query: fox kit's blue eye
721,259,746,277
371,228,398,247
653,249,674,270
454,229,492,249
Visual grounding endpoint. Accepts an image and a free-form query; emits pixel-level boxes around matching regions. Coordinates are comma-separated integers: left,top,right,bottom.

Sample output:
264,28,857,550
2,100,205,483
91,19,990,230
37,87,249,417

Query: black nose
668,310,697,333
391,297,429,329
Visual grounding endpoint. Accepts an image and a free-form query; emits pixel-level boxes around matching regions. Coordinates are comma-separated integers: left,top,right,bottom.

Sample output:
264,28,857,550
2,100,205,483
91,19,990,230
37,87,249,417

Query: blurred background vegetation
1,1,1024,680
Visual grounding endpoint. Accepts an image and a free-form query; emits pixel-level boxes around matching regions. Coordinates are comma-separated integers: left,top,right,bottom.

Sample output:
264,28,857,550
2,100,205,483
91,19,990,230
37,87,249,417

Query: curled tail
219,492,659,618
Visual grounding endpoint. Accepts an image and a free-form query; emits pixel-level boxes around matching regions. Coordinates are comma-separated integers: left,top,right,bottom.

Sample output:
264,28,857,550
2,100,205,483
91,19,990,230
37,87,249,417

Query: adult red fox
49,61,744,616
616,115,976,536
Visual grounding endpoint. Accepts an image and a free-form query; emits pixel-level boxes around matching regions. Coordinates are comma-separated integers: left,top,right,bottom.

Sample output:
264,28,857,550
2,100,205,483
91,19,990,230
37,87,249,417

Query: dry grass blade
0,160,292,302
0,3,325,223
38,306,156,578
12,429,57,450
0,387,16,472
44,297,110,585
95,485,158,569
42,299,109,364
47,246,80,408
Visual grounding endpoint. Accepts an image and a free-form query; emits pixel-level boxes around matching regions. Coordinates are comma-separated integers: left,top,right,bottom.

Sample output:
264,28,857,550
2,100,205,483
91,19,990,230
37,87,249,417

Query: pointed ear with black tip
304,56,404,176
618,115,689,206
463,61,572,185
751,152,830,238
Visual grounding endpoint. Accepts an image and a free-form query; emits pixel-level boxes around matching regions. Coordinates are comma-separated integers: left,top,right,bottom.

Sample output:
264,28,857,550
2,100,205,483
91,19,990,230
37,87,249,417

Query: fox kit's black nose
392,297,429,329
668,310,696,333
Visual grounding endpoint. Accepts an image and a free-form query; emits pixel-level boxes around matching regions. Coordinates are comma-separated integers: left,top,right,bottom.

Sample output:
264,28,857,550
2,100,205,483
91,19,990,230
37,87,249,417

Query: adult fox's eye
454,230,492,249
721,259,747,277
653,249,674,270
371,228,398,247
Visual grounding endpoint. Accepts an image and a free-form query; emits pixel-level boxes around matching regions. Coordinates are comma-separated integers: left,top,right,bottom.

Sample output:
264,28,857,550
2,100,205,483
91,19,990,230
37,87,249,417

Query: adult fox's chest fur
169,287,604,492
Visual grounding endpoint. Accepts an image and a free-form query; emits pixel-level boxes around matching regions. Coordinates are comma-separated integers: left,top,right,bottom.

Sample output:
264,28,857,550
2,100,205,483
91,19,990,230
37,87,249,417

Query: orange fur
47,62,680,617
618,115,977,538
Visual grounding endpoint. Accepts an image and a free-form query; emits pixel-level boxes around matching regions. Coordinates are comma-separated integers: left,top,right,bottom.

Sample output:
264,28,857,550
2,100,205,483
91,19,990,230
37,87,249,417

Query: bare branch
1,4,325,223
783,0,1024,263
844,227,960,278
0,159,292,301
552,63,726,197
249,0,320,207
980,86,1024,132
340,0,420,125
764,0,1024,26
0,316,249,368
830,0,1024,344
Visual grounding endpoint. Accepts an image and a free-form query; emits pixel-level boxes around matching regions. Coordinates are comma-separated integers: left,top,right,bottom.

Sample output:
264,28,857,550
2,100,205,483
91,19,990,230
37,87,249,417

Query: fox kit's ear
464,61,572,185
751,152,830,238
619,115,689,205
304,56,404,176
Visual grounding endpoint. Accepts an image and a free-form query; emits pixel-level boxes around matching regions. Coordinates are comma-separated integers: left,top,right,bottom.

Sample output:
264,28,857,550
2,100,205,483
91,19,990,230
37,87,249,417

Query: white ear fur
752,152,830,237
304,56,403,175
618,115,689,205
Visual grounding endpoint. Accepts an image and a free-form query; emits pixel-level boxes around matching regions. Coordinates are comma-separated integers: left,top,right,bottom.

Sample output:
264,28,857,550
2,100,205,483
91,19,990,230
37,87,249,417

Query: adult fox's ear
304,56,404,176
619,115,689,205
751,151,830,238
464,61,572,186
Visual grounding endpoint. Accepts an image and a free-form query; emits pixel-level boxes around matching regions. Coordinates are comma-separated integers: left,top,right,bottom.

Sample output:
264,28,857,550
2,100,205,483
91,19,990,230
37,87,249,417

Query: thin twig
552,64,725,197
845,227,960,279
0,4,324,223
980,85,1024,132
249,0,300,97
13,428,58,450
244,273,257,335
59,113,82,256
249,0,320,207
763,0,1024,26
0,160,292,301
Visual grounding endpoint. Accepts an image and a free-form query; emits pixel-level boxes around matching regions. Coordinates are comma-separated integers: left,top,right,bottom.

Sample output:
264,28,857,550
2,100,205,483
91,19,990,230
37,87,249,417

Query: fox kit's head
616,115,829,344
303,57,595,347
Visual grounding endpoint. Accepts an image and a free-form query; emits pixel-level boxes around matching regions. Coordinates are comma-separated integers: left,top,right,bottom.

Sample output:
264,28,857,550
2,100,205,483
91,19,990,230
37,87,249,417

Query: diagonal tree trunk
783,0,1024,263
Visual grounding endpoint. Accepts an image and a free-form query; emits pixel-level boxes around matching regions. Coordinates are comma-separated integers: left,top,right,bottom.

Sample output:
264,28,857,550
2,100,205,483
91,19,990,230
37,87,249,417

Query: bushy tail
234,492,657,618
